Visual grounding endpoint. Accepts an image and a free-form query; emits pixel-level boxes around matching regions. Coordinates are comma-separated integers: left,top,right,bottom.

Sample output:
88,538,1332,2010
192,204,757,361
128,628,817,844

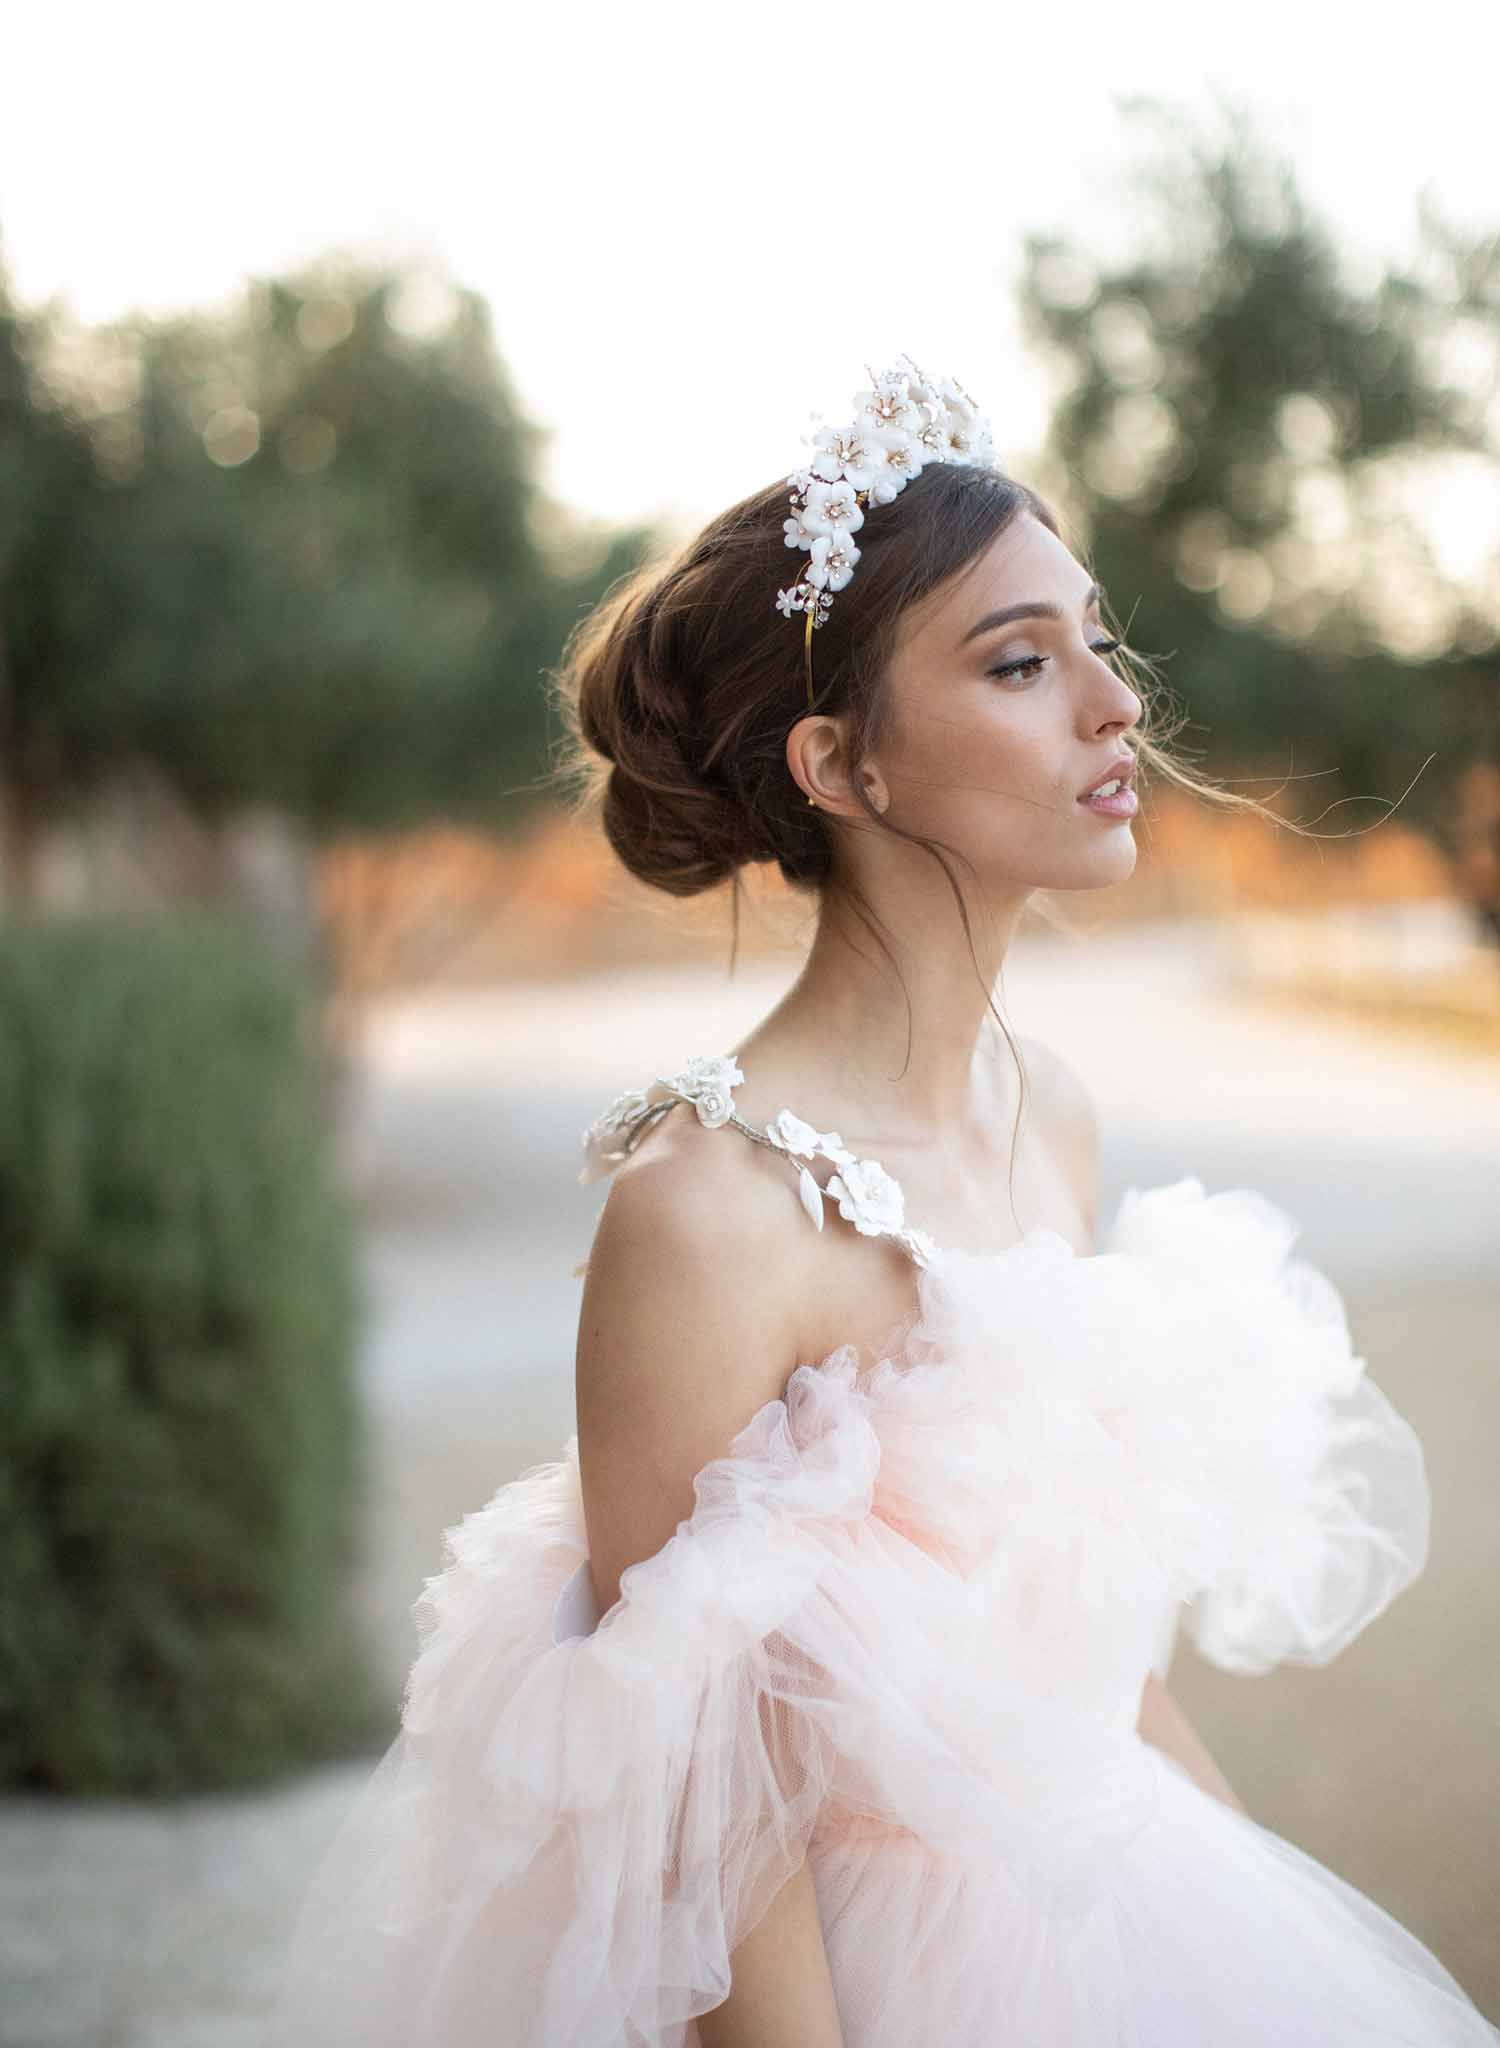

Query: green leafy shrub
0,911,388,1794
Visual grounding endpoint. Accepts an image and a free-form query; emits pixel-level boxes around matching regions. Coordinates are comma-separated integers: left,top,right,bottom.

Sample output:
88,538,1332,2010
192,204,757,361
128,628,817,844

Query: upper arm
1021,1035,1100,1247
573,1133,847,2031
574,1131,809,1619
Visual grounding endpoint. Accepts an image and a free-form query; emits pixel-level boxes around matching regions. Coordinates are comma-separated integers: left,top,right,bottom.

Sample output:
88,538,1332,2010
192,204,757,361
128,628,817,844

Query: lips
1078,754,1136,800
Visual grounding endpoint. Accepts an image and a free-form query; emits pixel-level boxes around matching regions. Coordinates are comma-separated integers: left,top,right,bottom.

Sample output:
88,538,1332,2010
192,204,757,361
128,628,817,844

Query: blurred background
1,2,1497,2040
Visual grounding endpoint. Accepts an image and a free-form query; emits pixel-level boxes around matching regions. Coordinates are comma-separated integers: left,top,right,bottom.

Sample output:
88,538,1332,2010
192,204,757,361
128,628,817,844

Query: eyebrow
956,581,1103,649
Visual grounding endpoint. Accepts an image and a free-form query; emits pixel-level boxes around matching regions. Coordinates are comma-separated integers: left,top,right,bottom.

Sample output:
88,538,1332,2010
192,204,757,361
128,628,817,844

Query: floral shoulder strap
578,1052,937,1270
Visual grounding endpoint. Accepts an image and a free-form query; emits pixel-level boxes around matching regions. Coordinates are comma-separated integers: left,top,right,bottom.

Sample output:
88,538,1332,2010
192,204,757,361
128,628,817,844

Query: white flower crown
776,353,998,706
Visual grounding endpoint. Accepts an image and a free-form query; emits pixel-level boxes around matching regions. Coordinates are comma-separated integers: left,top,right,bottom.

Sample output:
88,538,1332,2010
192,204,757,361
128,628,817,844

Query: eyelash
988,638,1126,684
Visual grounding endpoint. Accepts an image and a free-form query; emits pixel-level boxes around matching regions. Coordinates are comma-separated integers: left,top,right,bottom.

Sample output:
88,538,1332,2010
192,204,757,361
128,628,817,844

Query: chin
1031,840,1140,892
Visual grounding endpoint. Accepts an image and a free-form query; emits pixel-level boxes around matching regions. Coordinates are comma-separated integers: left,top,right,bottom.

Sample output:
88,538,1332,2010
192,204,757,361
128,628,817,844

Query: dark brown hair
551,464,1072,896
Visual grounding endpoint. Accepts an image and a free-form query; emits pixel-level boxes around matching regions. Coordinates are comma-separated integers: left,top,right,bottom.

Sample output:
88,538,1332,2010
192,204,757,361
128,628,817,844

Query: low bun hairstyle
548,450,1303,947
549,461,1064,902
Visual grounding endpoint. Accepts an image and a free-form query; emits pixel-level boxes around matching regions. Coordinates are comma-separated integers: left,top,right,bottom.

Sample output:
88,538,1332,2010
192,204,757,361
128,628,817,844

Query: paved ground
4,911,1498,2043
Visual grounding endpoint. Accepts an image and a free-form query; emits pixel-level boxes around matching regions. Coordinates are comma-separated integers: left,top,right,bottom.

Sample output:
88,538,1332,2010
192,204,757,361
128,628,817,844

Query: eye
987,653,1048,683
987,638,1126,684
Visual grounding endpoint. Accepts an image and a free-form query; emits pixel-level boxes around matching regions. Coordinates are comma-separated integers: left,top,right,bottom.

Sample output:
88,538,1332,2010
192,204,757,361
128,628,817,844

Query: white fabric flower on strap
825,1156,906,1239
578,1055,745,1184
893,1224,938,1269
763,1108,822,1158
578,1085,657,1186
579,1059,937,1270
765,1111,874,1236
654,1053,745,1130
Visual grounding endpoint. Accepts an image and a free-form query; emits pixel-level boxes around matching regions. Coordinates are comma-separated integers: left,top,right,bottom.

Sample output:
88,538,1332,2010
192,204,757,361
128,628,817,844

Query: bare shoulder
580,1100,818,1323
1017,1034,1100,1238
574,1104,820,1613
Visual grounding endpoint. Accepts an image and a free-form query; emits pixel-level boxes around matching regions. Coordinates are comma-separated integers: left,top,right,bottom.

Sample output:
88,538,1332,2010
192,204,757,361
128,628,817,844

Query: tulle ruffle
267,1175,1476,2047
1105,1177,1431,1671
270,1352,1165,2045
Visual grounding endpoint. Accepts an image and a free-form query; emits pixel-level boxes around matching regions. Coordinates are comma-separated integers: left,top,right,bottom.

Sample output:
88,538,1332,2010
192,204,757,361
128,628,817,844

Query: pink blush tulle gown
266,1060,1498,2046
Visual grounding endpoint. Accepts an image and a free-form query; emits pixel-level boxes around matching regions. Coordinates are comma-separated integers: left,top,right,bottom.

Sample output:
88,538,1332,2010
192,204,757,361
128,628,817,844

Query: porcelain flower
826,1156,906,1238
765,1108,822,1158
805,532,860,593
863,426,926,504
937,373,983,423
809,423,882,490
578,1085,657,1185
854,373,924,435
778,353,997,659
798,478,865,537
896,1224,939,1268
943,414,994,462
765,1109,856,1166
658,1053,745,1130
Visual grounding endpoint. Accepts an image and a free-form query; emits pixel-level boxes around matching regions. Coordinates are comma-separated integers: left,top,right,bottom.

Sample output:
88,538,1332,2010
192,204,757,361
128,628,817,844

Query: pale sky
3,0,1496,537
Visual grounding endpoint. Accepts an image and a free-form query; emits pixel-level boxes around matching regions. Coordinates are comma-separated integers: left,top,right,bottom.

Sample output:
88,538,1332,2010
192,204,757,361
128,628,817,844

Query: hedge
0,911,388,1794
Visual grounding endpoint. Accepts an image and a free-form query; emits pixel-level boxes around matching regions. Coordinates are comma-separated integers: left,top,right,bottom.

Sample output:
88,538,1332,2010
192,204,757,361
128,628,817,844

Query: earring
807,794,817,807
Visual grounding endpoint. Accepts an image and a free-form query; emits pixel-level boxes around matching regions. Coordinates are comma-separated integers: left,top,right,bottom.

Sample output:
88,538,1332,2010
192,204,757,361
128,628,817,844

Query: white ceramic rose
763,1107,821,1158
825,1156,906,1239
660,1053,745,1131
894,1225,938,1269
579,1056,745,1184
578,1086,657,1186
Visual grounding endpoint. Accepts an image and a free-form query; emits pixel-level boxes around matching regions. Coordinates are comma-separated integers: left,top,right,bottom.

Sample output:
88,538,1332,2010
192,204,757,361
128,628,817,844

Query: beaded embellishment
578,1053,938,1270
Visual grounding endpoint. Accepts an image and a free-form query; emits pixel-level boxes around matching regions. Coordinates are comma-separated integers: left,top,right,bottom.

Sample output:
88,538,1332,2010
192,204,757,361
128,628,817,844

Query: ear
786,713,859,816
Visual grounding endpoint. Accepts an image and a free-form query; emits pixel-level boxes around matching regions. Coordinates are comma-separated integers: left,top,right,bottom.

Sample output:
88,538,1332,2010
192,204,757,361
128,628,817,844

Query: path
4,912,1496,2042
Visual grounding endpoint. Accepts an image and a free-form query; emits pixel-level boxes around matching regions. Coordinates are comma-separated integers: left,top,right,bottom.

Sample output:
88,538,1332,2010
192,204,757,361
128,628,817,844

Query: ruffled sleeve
267,1354,885,2048
1107,1176,1432,1677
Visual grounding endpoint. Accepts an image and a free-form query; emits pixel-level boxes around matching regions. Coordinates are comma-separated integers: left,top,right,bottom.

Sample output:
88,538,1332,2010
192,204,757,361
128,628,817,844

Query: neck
745,881,1033,1143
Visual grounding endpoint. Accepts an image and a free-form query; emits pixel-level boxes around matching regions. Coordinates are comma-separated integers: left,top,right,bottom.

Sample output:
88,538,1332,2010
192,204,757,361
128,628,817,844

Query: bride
268,357,1497,2045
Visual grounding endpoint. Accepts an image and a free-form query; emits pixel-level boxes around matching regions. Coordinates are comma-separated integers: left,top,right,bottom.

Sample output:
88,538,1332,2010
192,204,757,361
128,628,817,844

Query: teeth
1090,779,1121,798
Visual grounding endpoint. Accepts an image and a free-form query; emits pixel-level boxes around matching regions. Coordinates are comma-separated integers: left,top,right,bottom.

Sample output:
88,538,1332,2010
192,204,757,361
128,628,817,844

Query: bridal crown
776,354,998,707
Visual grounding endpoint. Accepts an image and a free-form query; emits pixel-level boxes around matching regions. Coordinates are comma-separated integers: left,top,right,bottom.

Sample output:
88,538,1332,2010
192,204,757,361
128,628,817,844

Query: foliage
1016,94,1500,871
0,913,388,1792
0,245,652,893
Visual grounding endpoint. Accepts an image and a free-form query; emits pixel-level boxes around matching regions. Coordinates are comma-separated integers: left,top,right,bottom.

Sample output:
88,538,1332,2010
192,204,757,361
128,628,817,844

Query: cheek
889,692,1060,816
947,719,1075,841
950,715,1058,804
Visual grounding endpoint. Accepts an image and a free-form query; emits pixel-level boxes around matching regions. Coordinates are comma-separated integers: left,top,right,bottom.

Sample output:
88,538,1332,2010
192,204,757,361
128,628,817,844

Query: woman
269,359,1498,2044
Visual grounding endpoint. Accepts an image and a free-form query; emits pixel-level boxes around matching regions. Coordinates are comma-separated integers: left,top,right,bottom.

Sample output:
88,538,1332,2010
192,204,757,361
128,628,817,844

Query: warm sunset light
5,0,1497,535
4,10,1497,2042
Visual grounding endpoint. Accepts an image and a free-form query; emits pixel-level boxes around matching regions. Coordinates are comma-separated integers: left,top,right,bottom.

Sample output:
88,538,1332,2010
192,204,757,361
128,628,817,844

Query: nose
1094,665,1142,733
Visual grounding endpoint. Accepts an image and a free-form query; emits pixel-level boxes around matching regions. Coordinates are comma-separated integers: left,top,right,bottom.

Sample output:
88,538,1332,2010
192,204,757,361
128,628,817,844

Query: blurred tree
0,263,118,900
0,243,649,905
1016,94,1500,935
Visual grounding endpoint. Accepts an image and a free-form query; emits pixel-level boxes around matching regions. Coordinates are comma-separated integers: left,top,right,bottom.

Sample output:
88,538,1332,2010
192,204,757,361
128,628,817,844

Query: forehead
897,512,1097,657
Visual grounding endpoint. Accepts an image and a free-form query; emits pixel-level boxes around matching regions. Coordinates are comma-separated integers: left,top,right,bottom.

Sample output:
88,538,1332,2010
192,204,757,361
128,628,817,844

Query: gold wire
803,600,816,708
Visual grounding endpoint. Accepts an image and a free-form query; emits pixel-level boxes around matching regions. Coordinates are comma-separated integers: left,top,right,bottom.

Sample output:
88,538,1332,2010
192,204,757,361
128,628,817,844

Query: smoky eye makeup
985,636,1126,685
